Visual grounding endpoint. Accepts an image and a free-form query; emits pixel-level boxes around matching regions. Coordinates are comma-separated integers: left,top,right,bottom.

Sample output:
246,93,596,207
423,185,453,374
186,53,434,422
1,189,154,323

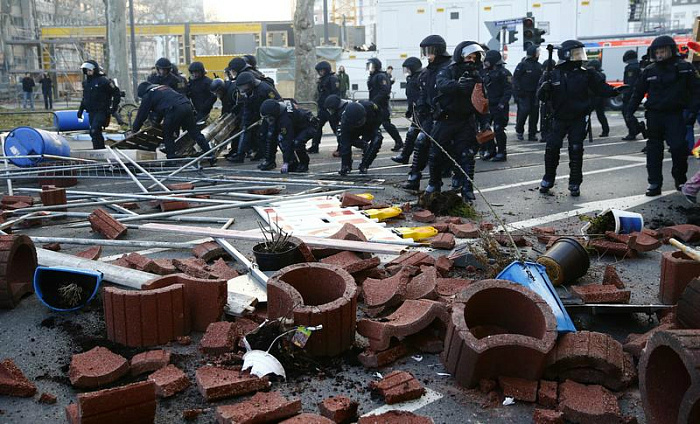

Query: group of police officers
78,33,700,204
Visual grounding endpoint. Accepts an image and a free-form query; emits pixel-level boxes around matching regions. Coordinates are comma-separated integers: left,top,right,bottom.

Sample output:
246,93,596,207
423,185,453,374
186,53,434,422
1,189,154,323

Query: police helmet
557,40,587,62
80,60,100,75
210,78,225,94
455,41,485,64
420,35,449,57
526,45,539,59
315,61,332,75
341,102,367,128
586,59,602,71
235,72,257,94
188,61,205,74
260,99,283,118
366,58,382,73
155,57,172,70
623,50,638,63
401,57,422,75
227,57,249,76
484,50,504,68
243,54,257,68
137,82,157,98
649,35,678,62
324,94,345,114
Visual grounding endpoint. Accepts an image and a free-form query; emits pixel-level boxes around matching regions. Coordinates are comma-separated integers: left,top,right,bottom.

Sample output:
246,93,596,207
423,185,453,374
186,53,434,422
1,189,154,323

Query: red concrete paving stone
172,257,214,279
200,321,236,355
358,299,449,351
533,226,555,236
119,202,139,210
358,343,409,368
480,221,494,231
148,364,190,398
215,391,301,424
320,251,380,274
659,251,700,304
587,239,636,258
318,396,359,424
659,224,700,242
248,187,281,195
623,323,678,359
357,410,434,424
40,186,67,207
571,284,631,304
369,370,425,404
430,233,455,250
195,366,269,402
192,241,229,262
538,380,558,408
440,216,463,224
183,408,204,421
434,256,454,276
42,242,61,251
362,271,409,308
130,350,171,376
110,256,133,269
0,234,36,309
167,182,194,191
435,278,472,298
0,359,36,397
207,258,239,280
281,413,335,424
3,201,30,210
627,231,662,252
449,222,480,238
604,231,630,244
353,267,387,285
88,208,127,239
412,210,435,223
38,392,57,404
1,195,33,206
386,251,434,268
602,265,625,289
498,376,538,402
69,346,129,389
493,234,530,247
405,266,438,300
231,318,260,347
533,409,565,424
74,246,102,260
557,380,621,424
340,193,372,208
124,252,159,273
432,222,449,233
678,278,700,328
65,380,156,424
159,199,190,212
330,223,368,242
151,258,178,275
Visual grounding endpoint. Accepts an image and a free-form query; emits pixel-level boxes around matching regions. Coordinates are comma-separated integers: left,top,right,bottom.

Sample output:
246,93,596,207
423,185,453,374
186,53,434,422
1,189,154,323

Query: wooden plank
141,223,406,255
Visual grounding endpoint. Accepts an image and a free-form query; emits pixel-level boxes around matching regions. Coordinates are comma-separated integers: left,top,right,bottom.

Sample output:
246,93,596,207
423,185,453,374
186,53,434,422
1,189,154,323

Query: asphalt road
0,111,697,423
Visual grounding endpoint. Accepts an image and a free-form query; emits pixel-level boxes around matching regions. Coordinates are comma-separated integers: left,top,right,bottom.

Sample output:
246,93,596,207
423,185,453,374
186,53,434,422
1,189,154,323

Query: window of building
450,12,459,19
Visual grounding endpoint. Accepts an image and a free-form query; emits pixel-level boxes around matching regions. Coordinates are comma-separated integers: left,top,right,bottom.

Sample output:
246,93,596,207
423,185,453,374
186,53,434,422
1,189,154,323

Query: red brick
493,234,530,247
119,202,140,210
103,284,189,347
281,413,335,424
200,321,235,355
353,267,387,285
434,256,454,276
405,267,438,300
340,193,372,207
320,251,380,274
215,391,301,423
3,201,30,210
231,318,259,347
248,187,281,195
295,240,317,262
40,186,67,207
193,241,229,262
659,224,700,242
538,380,558,408
159,199,190,212
430,233,455,250
88,208,127,239
130,350,171,376
432,222,449,233
587,239,635,258
318,396,358,423
358,299,449,351
0,235,37,309
557,380,621,424
144,274,227,332
480,221,494,231
623,323,678,359
440,216,463,224
1,195,33,206
357,343,409,368
435,278,472,298
69,346,129,389
148,364,190,398
387,251,435,268
449,223,480,238
173,257,214,279
75,246,102,261
627,231,662,252
659,251,700,304
183,408,204,421
358,411,433,424
362,271,409,308
678,278,700,328
533,409,565,424
65,380,156,424
602,265,625,289
38,392,57,404
369,370,425,404
42,242,61,251
571,284,631,304
498,377,538,402
533,226,555,236
168,182,194,191
604,231,630,244
124,252,160,273
413,210,435,223
0,359,36,397
195,366,269,402
207,258,239,280
151,258,178,275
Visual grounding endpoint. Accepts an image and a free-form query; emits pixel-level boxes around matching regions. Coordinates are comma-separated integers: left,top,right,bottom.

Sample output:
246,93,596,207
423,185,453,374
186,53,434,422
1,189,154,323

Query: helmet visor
570,47,587,61
366,62,376,72
420,45,441,57
403,66,411,76
461,44,484,60
80,62,96,71
652,45,673,62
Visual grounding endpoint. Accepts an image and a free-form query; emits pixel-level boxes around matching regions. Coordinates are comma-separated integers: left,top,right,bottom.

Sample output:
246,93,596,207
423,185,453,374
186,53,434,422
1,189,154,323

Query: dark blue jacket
148,72,187,95
416,55,451,118
405,71,421,118
367,71,392,112
629,57,700,113
187,75,216,120
317,73,340,107
436,61,482,119
132,85,191,132
220,80,238,115
271,100,316,162
240,80,281,127
79,74,120,114
483,65,513,108
513,57,543,94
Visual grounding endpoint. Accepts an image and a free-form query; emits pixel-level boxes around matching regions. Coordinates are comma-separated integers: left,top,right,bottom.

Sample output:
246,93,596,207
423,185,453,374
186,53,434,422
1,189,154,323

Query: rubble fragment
65,380,156,424
678,278,700,328
38,392,57,404
193,241,229,261
281,413,335,424
587,239,635,258
434,256,454,276
386,251,435,268
357,411,433,423
358,343,409,368
602,265,625,289
404,267,438,300
148,364,190,398
320,251,380,274
215,391,301,423
362,271,409,308
0,359,36,397
195,366,269,402
412,210,435,223
430,233,455,250
74,246,102,260
498,377,538,402
341,193,373,207
538,380,558,408
557,380,621,424
449,223,480,238
318,396,359,423
173,257,214,279
88,208,127,239
0,235,37,309
570,284,631,304
659,224,700,242
533,409,565,424
200,321,236,355
659,251,700,304
369,370,425,404
130,350,171,376
623,323,678,359
69,346,129,389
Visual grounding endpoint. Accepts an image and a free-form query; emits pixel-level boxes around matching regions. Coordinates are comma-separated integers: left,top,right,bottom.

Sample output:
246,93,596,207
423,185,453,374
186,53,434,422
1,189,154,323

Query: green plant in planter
579,212,615,235
257,218,294,253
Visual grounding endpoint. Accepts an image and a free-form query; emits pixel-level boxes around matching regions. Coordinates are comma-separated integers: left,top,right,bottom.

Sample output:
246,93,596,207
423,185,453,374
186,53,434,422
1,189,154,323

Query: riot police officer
233,72,282,168
308,61,340,154
260,99,317,173
210,78,238,115
621,50,642,140
482,50,512,161
513,45,543,141
627,35,700,196
187,61,216,122
430,41,490,202
366,58,404,151
333,100,384,175
391,57,423,164
148,57,187,95
78,60,121,149
226,57,275,87
133,82,213,163
586,59,610,137
402,35,452,190
538,40,620,197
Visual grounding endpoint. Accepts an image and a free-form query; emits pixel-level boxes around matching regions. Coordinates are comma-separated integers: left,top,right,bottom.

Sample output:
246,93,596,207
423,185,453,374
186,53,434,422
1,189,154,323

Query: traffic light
534,27,546,46
496,29,519,45
523,17,536,51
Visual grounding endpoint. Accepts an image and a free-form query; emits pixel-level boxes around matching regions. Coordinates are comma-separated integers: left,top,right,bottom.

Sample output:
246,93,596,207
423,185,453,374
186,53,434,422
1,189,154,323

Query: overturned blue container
3,127,71,167
53,110,90,131
33,266,103,312
497,261,577,334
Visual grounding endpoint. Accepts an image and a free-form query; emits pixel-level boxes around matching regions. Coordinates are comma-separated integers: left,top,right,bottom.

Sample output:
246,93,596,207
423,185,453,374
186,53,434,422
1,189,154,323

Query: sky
203,0,295,22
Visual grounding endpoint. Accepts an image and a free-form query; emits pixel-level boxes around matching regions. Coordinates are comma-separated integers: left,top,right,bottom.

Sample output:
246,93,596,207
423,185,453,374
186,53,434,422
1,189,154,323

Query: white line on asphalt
362,387,444,417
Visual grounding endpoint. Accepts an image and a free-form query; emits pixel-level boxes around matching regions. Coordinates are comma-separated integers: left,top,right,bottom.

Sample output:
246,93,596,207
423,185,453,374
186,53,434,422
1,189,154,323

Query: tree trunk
293,0,317,102
105,0,133,101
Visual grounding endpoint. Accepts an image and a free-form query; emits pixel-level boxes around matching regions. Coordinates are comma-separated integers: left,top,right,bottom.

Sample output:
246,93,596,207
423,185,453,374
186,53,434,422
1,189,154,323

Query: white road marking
362,387,444,417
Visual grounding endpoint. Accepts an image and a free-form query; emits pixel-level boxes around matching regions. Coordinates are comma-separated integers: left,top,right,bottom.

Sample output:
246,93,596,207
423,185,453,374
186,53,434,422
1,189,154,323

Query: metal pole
105,145,148,192
128,0,138,102
18,188,264,206
216,238,268,287
115,147,170,191
323,0,330,45
0,136,13,195
23,211,230,224
30,236,197,249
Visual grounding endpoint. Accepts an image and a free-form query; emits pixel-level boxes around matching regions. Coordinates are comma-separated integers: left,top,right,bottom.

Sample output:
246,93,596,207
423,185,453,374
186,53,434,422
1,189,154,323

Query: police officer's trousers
543,117,587,186
645,110,688,188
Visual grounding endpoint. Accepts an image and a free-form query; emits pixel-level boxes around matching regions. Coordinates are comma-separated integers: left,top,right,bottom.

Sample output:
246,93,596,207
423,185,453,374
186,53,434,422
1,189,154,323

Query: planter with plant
253,219,301,271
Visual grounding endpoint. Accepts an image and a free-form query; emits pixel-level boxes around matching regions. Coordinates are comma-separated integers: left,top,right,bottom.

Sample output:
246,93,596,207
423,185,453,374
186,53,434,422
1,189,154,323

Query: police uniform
367,59,403,149
587,60,610,137
513,55,543,140
133,83,210,160
482,52,513,161
309,62,340,152
391,58,423,164
265,100,317,172
148,71,187,95
622,52,642,139
78,61,121,149
235,74,282,167
337,100,384,175
187,75,216,122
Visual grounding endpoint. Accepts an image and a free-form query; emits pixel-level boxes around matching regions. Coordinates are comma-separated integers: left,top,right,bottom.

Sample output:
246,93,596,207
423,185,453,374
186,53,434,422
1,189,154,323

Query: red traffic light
523,17,534,28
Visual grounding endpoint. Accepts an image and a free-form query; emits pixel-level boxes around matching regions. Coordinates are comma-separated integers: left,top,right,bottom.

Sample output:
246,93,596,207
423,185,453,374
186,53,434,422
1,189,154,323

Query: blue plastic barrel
3,127,71,167
33,266,103,312
53,110,90,131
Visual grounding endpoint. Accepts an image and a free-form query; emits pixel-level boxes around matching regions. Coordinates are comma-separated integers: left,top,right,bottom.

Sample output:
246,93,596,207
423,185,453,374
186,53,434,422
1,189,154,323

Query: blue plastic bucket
497,261,577,334
33,266,103,312
3,127,71,167
53,110,90,131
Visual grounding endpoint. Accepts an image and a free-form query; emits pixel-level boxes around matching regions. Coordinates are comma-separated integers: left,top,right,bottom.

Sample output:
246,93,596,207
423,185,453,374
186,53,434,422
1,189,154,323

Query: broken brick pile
0,234,37,309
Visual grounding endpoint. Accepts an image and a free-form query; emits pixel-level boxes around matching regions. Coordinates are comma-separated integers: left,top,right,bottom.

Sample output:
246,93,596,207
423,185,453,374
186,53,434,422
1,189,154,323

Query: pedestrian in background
39,73,53,110
21,73,35,110
338,65,350,99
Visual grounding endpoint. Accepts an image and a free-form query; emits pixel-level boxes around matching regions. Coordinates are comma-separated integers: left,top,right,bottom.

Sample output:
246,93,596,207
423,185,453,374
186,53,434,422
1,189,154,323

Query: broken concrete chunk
148,364,190,398
215,391,301,424
412,210,435,223
318,395,359,424
195,366,269,402
571,284,631,304
130,350,171,376
369,370,425,404
557,380,621,424
0,359,36,397
68,346,129,389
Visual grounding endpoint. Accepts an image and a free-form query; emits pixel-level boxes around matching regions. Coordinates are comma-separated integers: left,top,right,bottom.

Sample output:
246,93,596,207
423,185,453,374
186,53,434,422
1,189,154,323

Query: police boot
392,128,418,164
568,143,584,195
250,151,264,161
540,178,555,193
307,143,320,154
258,160,276,171
424,181,442,194
359,137,382,174
540,148,560,193
568,184,581,197
338,155,352,176
646,183,662,197
225,152,245,163
451,174,463,192
402,173,421,190
257,141,277,171
391,141,404,152
295,142,310,173
460,153,476,202
516,133,524,141
621,134,637,141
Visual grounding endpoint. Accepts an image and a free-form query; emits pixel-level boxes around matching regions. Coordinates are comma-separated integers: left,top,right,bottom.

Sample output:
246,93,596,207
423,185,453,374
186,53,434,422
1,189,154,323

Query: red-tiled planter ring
268,263,358,356
441,279,557,387
0,235,37,308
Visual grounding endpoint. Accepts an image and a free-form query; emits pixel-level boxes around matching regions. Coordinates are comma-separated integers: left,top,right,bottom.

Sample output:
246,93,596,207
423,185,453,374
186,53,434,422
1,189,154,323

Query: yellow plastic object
392,226,438,241
363,206,402,221
356,193,375,200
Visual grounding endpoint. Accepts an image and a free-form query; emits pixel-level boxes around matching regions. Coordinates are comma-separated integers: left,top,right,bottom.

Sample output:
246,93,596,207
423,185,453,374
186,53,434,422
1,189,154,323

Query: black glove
77,109,84,120
457,76,471,89
497,104,505,110
405,109,412,119
540,82,552,93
